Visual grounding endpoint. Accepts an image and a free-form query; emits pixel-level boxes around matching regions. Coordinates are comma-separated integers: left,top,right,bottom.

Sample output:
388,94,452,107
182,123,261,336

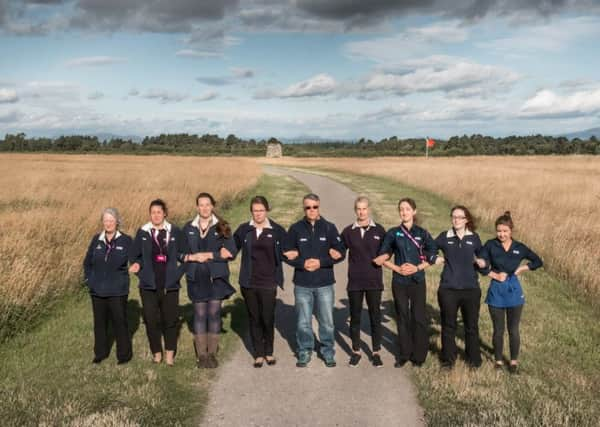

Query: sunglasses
304,205,320,211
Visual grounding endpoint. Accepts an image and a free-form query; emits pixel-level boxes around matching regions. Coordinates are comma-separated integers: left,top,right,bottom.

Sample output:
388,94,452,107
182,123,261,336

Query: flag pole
425,136,429,159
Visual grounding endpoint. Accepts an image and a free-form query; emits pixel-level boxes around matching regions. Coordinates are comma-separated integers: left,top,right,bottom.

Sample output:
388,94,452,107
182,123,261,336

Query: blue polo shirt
480,238,543,307
434,228,484,290
379,224,437,285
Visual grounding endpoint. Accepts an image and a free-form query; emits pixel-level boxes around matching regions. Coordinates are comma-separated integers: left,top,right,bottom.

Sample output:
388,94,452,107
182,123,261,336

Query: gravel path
202,168,425,427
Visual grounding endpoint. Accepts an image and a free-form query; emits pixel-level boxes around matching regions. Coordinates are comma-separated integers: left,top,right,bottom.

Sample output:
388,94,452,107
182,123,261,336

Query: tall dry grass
264,156,600,300
0,154,260,335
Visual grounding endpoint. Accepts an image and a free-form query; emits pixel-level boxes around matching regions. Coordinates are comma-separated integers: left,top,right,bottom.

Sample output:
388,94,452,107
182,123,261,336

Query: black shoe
349,353,361,367
207,354,219,369
253,358,264,368
494,362,504,371
372,354,383,367
197,355,208,369
411,360,424,368
508,364,519,374
266,357,277,366
467,360,482,370
440,360,454,370
394,359,408,368
92,356,106,364
117,358,131,365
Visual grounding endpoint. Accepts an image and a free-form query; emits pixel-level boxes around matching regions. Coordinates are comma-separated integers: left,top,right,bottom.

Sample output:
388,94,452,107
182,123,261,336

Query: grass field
0,154,262,341
265,156,600,305
0,172,309,426
279,166,600,427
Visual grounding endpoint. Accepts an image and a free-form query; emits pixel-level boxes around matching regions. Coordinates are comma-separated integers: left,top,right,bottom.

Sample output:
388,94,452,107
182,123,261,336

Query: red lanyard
400,224,426,262
151,228,167,255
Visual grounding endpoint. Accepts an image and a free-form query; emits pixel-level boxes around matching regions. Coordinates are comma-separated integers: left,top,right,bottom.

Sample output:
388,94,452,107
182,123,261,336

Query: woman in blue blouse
480,211,543,373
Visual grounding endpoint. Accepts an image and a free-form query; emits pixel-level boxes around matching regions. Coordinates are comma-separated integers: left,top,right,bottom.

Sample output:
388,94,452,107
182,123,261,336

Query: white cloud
141,89,188,104
175,49,223,58
344,21,469,64
519,88,600,119
66,56,128,67
193,91,218,102
0,88,18,103
231,67,254,78
255,73,338,99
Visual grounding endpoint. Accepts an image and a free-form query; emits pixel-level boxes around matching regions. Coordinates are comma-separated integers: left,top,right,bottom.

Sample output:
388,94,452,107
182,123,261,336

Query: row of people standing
83,192,542,372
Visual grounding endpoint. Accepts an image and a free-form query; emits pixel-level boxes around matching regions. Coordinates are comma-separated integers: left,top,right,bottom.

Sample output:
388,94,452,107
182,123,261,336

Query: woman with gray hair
83,207,133,364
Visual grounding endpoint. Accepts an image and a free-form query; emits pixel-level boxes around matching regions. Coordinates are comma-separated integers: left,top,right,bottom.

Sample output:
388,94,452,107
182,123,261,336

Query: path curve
202,167,425,427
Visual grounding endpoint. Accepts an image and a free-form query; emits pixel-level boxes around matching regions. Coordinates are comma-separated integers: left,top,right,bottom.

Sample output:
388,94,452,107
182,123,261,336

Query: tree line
1,132,599,156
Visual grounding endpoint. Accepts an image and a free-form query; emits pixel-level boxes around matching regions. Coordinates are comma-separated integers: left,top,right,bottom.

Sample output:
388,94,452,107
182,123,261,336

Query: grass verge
0,173,308,427
285,167,600,427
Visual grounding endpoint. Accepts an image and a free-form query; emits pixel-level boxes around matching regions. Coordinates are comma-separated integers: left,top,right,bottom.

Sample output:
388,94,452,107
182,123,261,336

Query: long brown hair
451,205,477,232
196,192,231,238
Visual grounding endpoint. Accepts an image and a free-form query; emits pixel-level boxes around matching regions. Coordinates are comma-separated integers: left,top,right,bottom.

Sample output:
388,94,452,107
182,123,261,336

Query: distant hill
562,127,600,140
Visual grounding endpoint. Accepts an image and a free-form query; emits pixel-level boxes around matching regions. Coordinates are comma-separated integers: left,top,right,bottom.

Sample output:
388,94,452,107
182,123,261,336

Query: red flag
425,137,435,148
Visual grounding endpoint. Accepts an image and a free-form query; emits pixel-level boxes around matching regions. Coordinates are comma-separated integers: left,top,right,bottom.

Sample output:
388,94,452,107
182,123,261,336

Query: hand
329,248,342,260
372,254,389,266
220,247,233,259
304,258,320,272
191,252,213,263
284,250,299,260
514,265,529,276
493,272,508,282
128,263,140,274
398,263,418,276
435,256,445,266
475,257,486,269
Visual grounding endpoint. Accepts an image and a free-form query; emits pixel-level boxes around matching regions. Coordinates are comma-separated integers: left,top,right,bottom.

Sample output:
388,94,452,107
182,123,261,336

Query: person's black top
434,228,484,290
84,231,132,297
129,221,189,291
151,228,168,292
340,220,386,291
233,219,287,289
284,216,345,288
479,238,543,275
379,223,437,285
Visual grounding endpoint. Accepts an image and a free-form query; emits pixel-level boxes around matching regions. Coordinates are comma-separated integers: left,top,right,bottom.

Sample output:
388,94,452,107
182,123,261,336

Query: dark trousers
242,288,277,357
348,289,382,352
242,287,277,357
91,295,132,362
489,305,523,361
437,287,482,366
392,281,428,364
140,289,179,354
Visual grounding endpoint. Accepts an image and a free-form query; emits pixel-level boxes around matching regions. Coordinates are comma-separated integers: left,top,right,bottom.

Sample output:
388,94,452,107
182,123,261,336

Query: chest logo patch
373,235,380,240
300,238,308,242
512,250,520,254
465,240,473,245
319,237,327,241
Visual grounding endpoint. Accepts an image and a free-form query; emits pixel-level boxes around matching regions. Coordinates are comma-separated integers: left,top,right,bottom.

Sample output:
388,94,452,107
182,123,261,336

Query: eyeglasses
451,215,466,220
304,205,319,211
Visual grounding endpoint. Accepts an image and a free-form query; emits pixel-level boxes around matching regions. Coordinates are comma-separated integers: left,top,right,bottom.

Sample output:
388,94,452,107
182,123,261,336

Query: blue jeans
294,284,335,360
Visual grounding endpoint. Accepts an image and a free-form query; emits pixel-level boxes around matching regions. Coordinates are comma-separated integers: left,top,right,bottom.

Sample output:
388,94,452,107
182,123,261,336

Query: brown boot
194,334,208,368
207,333,220,368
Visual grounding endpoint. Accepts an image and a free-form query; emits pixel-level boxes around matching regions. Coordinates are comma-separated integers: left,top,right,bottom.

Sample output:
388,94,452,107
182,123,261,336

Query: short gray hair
303,193,320,203
101,207,122,227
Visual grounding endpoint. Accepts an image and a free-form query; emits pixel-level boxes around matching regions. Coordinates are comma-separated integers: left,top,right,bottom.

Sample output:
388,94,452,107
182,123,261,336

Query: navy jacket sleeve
283,225,305,269
379,229,396,256
128,229,144,267
83,235,97,283
233,224,244,251
478,241,492,275
212,233,238,262
175,227,190,263
319,222,345,268
523,244,543,270
422,230,437,264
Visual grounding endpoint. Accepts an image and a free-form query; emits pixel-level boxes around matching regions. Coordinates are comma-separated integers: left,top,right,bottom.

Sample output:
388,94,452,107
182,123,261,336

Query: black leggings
348,289,382,352
193,300,222,334
488,305,523,361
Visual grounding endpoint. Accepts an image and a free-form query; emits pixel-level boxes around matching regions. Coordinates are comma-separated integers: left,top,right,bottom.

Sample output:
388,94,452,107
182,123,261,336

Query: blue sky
1,0,600,140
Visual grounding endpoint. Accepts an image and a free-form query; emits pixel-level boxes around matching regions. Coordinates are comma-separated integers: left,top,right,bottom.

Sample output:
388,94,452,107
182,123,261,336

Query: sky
1,0,600,140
